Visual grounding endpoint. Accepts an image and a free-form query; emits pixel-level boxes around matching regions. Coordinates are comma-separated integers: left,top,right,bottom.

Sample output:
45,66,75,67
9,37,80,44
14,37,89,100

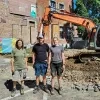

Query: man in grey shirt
48,37,65,95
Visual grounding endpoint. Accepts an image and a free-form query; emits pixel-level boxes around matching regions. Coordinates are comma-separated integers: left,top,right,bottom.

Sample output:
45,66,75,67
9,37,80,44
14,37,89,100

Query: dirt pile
62,58,100,91
64,49,95,58
63,59,100,82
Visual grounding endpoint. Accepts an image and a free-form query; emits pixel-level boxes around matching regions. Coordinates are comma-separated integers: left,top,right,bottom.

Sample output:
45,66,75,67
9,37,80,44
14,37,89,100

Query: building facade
0,0,72,45
0,0,37,44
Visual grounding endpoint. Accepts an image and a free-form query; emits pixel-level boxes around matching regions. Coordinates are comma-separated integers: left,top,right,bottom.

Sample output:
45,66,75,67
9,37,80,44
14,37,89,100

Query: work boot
44,85,49,93
51,88,54,95
58,87,63,95
94,85,98,92
11,88,16,97
20,86,24,95
33,85,40,94
97,85,100,91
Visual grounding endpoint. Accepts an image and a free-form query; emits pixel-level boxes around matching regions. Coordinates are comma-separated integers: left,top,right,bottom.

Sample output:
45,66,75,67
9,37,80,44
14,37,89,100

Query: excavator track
64,49,100,63
79,52,100,63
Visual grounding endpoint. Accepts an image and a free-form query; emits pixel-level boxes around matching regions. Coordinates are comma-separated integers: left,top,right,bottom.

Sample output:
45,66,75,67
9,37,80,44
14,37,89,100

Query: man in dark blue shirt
32,35,49,94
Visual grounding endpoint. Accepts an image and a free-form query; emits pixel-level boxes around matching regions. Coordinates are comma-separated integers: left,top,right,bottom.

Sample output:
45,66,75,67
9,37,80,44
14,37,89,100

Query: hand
47,68,51,76
26,66,28,71
47,67,51,73
63,65,65,72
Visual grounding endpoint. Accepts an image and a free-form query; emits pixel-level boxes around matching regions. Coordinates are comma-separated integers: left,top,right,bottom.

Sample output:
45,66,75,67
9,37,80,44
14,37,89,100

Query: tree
74,0,89,17
83,0,100,24
74,0,88,36
74,0,100,39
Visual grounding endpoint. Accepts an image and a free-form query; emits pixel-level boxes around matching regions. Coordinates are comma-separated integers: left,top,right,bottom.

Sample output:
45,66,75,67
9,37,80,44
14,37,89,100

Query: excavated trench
64,58,100,83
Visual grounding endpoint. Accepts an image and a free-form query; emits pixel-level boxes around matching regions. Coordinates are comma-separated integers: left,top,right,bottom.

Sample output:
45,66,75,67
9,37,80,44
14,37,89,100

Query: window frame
50,0,56,10
58,2,65,10
59,25,64,39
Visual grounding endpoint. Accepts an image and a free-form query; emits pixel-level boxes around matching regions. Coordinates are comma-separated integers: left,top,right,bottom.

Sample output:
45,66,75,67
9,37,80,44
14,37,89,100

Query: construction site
0,0,100,100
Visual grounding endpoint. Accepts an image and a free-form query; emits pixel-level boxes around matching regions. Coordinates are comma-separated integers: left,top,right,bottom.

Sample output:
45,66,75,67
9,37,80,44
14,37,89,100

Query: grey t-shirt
50,45,64,63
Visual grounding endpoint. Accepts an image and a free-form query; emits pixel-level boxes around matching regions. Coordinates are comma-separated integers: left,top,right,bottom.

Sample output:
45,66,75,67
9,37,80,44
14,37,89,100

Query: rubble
62,56,100,92
64,49,95,58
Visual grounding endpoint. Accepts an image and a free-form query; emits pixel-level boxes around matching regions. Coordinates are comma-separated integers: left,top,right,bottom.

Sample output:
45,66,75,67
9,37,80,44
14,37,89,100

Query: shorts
50,62,63,77
33,62,48,77
12,69,27,81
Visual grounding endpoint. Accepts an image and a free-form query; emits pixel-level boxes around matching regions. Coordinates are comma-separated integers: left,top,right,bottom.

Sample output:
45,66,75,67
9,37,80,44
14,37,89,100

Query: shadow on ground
4,79,13,91
4,79,36,91
4,79,52,94
24,80,36,88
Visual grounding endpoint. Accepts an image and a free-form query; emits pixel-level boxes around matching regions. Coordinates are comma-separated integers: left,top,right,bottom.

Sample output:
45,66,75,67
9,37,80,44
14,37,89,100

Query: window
50,0,56,10
59,3,64,10
59,26,64,39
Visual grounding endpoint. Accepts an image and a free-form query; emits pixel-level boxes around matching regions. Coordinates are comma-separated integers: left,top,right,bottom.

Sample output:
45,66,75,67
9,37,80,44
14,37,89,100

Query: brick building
0,0,72,45
0,0,37,44
37,0,72,44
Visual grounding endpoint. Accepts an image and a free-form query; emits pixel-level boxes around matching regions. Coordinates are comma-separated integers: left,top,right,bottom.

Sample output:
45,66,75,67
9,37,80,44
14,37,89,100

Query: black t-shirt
32,43,49,62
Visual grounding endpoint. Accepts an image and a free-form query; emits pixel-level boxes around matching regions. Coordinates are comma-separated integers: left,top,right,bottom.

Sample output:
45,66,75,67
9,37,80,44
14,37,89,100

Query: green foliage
77,26,85,33
75,0,89,17
74,0,100,38
93,18,99,24
84,0,100,24
74,0,89,36
74,0,100,24
77,26,87,39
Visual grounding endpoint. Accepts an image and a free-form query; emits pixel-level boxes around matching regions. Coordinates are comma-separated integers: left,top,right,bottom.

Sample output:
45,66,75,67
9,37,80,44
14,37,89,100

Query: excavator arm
41,7,96,36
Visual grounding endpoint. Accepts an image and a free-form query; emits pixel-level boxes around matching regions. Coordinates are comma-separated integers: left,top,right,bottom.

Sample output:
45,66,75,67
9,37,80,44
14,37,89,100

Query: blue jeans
33,62,48,76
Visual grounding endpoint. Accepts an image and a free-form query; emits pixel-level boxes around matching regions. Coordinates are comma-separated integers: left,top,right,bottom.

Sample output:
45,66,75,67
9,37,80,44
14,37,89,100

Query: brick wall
0,0,37,44
0,0,72,45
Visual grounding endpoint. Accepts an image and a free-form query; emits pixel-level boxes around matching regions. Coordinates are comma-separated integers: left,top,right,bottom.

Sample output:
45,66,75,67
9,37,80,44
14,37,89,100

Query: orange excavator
39,6,100,62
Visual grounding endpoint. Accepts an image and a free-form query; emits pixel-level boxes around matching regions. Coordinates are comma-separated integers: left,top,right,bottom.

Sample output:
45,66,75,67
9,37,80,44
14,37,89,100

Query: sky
73,0,77,9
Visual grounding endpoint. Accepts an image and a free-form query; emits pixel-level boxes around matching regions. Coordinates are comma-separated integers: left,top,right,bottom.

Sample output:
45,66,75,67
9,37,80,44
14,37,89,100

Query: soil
64,58,100,83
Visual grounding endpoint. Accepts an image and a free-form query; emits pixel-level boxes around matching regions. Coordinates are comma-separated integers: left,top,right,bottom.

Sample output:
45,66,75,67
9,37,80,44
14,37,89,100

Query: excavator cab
94,25,100,50
88,25,100,50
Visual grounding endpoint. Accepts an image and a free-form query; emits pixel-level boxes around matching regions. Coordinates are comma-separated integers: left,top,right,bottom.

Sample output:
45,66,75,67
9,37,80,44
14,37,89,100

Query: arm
24,49,28,70
24,57,28,69
62,52,65,65
11,50,14,73
46,44,51,69
32,52,35,65
62,52,66,72
11,58,14,72
47,51,49,63
48,52,51,69
61,47,65,70
32,45,36,65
